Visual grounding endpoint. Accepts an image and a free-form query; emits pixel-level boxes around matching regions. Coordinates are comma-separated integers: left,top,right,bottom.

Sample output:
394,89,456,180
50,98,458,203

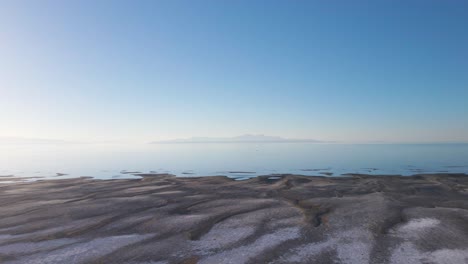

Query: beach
0,173,467,263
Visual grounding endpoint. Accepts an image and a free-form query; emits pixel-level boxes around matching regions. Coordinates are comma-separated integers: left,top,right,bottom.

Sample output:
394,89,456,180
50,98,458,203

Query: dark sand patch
300,168,331,172
120,171,143,174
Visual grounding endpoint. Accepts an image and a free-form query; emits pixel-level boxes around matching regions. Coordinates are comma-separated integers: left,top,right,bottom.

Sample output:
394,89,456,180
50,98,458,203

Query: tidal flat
0,173,467,264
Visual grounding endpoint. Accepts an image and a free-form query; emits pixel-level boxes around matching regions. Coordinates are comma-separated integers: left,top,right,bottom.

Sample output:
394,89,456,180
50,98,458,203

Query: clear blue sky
1,0,467,143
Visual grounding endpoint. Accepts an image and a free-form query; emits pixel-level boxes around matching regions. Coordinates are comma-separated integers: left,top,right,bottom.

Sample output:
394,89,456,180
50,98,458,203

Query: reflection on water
0,143,467,182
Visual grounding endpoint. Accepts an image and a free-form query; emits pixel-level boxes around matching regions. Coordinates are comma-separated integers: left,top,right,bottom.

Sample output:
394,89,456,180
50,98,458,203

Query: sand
0,173,467,263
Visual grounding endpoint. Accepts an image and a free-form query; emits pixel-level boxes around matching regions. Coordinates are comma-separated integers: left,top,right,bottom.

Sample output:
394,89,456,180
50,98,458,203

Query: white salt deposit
4,234,153,264
199,227,301,264
398,218,440,232
273,228,372,264
193,226,256,253
391,242,468,264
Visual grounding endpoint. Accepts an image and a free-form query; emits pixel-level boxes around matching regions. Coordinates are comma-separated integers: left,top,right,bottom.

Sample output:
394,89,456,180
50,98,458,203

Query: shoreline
0,173,467,263
2,172,468,184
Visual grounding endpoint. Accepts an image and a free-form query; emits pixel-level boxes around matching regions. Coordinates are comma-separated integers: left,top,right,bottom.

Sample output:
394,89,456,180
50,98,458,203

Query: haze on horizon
1,1,467,144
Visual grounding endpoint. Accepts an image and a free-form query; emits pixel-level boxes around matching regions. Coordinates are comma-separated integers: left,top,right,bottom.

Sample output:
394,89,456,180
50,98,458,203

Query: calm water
1,143,467,182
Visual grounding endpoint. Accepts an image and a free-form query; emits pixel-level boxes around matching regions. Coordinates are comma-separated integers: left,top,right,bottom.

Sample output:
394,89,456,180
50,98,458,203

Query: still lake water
1,143,467,181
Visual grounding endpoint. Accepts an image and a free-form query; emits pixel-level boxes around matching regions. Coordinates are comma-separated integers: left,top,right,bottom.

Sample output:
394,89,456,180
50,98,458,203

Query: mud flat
0,173,468,264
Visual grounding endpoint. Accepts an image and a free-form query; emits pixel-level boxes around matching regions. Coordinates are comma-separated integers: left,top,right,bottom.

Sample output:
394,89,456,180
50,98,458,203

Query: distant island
0,137,71,145
150,134,324,144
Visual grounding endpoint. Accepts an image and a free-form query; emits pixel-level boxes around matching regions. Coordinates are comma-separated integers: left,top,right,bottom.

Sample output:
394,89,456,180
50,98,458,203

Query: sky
1,0,467,143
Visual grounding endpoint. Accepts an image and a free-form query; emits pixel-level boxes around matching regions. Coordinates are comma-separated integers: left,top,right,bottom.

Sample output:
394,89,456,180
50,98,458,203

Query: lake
1,143,467,181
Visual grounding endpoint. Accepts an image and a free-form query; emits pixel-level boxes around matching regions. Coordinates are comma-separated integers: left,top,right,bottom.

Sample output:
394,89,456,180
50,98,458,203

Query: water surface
1,143,467,181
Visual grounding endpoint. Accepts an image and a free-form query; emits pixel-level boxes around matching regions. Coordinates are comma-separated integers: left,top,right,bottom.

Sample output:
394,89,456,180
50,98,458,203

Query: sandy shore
0,173,467,264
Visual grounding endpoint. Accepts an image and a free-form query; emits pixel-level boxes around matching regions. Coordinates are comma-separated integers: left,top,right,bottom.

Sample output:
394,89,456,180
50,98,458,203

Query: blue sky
1,0,467,143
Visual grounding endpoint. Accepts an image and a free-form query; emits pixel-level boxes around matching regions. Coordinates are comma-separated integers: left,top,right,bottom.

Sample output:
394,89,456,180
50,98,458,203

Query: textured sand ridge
0,173,467,263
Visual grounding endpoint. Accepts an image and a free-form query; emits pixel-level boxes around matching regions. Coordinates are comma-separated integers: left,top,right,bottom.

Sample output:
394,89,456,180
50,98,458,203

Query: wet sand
0,173,467,264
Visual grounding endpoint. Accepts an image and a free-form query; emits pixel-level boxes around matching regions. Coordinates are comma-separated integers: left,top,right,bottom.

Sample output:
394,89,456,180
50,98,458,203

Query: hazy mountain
0,137,71,144
150,134,322,144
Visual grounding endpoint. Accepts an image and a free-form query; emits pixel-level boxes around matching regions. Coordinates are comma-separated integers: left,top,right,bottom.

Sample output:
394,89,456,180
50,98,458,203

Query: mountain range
150,134,323,144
